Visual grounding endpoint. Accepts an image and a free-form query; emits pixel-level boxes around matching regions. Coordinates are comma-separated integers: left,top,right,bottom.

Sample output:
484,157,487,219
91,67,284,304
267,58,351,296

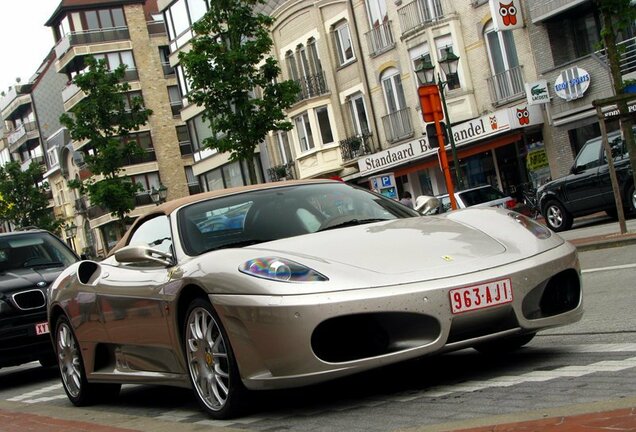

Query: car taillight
505,199,517,209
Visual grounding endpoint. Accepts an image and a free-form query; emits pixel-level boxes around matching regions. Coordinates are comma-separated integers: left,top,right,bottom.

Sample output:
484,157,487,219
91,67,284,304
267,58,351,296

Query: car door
96,215,181,373
563,138,604,213
598,131,630,207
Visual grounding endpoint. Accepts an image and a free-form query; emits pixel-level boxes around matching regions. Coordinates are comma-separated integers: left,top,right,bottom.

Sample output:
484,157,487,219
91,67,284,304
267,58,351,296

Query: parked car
0,229,79,368
537,129,635,232
437,184,517,213
48,180,582,419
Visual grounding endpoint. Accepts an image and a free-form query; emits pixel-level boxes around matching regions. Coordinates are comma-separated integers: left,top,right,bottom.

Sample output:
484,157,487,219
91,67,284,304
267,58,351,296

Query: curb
569,234,636,251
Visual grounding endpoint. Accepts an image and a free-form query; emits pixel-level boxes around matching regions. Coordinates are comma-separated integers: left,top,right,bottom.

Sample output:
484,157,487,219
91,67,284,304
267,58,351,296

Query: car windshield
0,232,77,273
178,182,419,255
458,186,506,206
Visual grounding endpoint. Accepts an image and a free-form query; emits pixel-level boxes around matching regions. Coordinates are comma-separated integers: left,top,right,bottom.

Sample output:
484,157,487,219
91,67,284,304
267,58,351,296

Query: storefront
350,103,546,201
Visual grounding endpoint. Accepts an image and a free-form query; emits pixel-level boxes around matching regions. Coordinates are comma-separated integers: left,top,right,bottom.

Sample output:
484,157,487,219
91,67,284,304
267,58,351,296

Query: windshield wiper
29,261,65,269
205,239,265,252
318,218,388,232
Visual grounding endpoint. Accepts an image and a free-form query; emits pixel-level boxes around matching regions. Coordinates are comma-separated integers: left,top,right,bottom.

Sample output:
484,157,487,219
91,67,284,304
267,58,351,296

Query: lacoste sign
525,80,550,105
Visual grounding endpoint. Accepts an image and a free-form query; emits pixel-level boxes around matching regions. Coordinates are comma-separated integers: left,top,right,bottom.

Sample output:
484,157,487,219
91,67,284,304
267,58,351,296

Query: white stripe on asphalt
582,263,636,274
7,384,62,402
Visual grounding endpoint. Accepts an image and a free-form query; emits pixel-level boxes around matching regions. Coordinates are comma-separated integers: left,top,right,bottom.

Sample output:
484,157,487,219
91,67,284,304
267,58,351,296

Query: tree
178,0,300,184
60,57,152,231
595,0,636,192
0,161,61,232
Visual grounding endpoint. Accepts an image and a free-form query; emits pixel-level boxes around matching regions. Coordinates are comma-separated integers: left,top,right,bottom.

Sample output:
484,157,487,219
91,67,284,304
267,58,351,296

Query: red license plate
35,322,50,335
449,278,513,314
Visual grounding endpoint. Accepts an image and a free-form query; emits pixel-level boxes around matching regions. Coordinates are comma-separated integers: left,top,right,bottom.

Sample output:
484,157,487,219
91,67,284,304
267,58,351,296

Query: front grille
12,289,46,310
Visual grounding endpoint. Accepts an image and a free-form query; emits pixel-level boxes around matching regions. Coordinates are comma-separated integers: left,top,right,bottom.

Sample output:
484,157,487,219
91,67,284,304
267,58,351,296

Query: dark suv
537,129,635,232
0,229,78,368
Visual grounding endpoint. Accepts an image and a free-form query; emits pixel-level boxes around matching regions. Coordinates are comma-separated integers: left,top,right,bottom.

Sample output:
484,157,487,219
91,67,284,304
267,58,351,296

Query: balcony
381,108,414,143
124,149,157,166
7,121,39,152
295,72,329,102
147,20,166,36
268,161,297,181
365,21,395,57
188,183,202,195
62,82,81,104
20,155,44,172
595,35,636,77
339,132,374,163
55,27,131,59
162,62,175,77
398,0,450,37
179,140,193,156
486,65,525,105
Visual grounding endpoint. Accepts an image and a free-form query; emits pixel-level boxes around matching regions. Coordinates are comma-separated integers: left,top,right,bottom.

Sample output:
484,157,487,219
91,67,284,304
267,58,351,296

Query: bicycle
520,184,541,219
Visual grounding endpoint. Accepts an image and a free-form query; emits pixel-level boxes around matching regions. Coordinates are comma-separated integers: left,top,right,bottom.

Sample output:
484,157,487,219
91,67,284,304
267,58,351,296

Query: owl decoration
498,1,518,27
489,116,498,130
516,107,530,125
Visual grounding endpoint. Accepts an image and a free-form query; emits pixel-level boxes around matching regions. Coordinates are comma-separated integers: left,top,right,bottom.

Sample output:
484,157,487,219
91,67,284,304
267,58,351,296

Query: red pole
433,111,458,210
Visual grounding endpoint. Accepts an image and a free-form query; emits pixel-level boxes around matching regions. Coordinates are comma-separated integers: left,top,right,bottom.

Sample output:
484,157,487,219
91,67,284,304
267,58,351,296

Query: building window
177,125,193,155
47,147,59,168
381,68,406,113
348,93,370,135
122,91,143,111
276,131,293,164
294,113,315,152
547,7,601,65
366,0,388,27
199,159,262,192
484,22,522,101
315,106,334,145
188,113,213,152
164,0,209,51
333,21,355,66
168,85,183,116
130,172,160,193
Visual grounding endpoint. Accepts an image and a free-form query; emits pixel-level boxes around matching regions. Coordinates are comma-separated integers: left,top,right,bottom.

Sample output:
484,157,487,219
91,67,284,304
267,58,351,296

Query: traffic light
426,121,448,148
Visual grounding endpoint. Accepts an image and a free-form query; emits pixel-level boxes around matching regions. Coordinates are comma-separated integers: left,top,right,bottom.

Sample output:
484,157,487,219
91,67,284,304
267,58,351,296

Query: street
1,238,635,431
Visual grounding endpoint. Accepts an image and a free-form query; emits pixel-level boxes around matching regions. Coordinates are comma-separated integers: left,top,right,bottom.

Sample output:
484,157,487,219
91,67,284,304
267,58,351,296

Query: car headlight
239,257,328,282
507,212,551,239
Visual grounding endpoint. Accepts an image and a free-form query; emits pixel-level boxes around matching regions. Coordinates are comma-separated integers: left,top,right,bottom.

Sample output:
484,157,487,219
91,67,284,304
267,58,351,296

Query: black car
537,129,635,232
0,229,79,368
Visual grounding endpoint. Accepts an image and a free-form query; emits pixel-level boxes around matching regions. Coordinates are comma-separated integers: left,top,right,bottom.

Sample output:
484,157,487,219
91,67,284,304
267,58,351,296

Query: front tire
184,298,246,419
55,315,120,406
543,200,572,232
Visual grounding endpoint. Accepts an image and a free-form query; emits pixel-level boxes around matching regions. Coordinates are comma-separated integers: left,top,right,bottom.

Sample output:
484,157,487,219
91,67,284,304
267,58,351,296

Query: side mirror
570,165,582,175
414,195,441,215
114,245,173,267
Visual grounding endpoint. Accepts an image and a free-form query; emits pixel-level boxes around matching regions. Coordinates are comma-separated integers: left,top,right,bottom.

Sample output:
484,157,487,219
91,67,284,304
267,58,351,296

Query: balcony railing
188,183,202,195
55,27,130,58
20,155,44,172
124,149,156,166
365,21,395,57
268,161,297,181
339,132,374,162
162,62,175,77
398,0,446,36
295,72,329,102
179,140,193,156
486,65,525,104
382,108,413,143
595,35,636,77
147,20,166,36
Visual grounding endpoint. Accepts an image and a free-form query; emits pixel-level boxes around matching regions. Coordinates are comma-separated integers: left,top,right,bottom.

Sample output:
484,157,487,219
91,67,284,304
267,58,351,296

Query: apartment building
44,0,195,255
526,0,636,179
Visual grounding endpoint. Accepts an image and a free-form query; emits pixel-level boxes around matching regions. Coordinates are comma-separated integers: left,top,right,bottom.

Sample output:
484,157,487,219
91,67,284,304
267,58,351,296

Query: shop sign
525,80,550,105
603,102,636,118
452,104,543,146
554,67,590,101
358,137,436,174
489,0,524,31
526,147,549,171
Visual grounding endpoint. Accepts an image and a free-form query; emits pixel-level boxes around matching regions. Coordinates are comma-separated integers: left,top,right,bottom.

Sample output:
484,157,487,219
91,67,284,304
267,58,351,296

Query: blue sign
381,176,392,187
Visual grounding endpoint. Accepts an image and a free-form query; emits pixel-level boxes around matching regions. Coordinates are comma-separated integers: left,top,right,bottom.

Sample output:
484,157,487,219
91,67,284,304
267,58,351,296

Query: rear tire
543,200,572,232
474,333,536,354
184,298,247,419
55,315,120,406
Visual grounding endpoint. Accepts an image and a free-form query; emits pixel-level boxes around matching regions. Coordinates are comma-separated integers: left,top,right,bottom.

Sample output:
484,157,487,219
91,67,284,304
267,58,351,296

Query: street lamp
64,222,77,253
415,48,464,190
149,184,168,205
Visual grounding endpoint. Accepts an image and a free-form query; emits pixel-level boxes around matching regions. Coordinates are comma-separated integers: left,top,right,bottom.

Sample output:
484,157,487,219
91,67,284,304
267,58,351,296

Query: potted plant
622,78,636,94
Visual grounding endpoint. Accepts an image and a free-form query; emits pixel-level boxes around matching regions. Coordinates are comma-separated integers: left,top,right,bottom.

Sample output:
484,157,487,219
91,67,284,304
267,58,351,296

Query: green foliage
60,57,152,224
178,0,300,183
0,161,61,232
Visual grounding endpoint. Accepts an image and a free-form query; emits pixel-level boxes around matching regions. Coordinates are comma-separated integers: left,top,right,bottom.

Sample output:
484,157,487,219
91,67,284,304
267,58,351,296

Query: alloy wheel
186,306,231,412
57,321,82,398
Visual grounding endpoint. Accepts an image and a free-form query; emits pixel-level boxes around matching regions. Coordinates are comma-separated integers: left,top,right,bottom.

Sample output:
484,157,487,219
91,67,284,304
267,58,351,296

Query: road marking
582,263,636,274
7,384,63,402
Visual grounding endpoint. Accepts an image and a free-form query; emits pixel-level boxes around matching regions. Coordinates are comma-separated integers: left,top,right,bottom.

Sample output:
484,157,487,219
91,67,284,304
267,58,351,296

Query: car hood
0,267,63,293
247,216,506,276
